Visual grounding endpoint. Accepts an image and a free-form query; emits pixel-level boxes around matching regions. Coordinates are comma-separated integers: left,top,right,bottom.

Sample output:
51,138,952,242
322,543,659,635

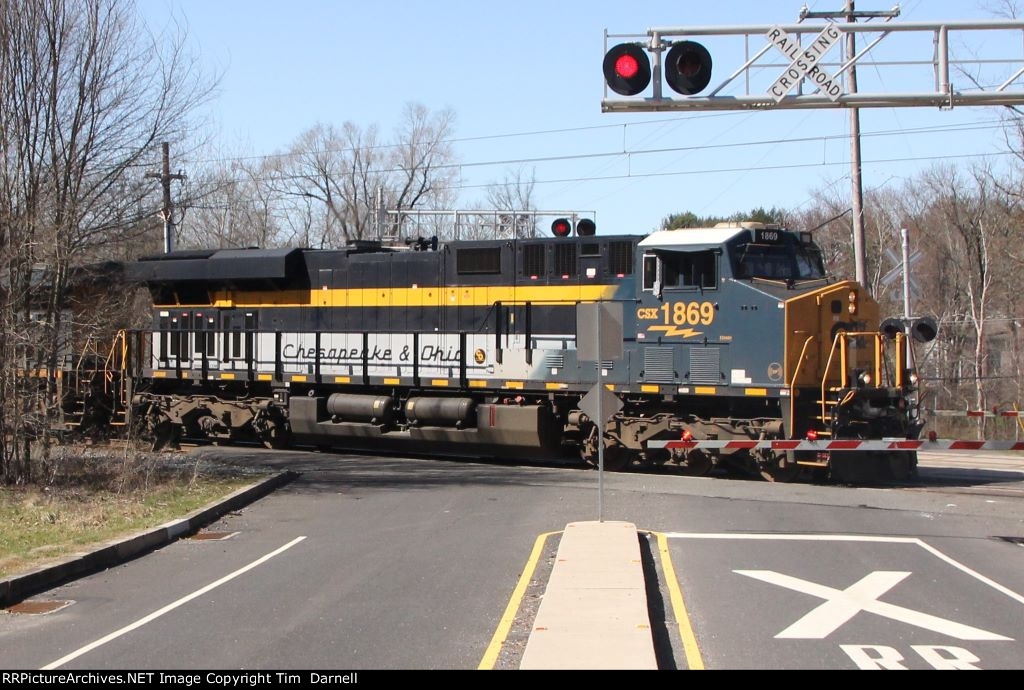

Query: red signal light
615,54,639,79
664,41,713,95
603,44,651,96
806,429,819,441
551,218,572,237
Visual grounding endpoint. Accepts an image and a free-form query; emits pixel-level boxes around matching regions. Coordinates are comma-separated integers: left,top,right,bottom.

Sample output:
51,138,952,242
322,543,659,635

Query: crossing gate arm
646,439,1024,452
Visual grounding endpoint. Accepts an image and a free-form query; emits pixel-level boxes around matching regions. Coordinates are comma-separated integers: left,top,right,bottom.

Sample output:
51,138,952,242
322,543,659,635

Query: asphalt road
1,448,1022,670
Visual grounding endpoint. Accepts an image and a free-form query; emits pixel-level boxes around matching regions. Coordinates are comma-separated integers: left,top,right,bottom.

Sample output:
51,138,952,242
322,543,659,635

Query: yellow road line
477,531,560,670
649,531,705,670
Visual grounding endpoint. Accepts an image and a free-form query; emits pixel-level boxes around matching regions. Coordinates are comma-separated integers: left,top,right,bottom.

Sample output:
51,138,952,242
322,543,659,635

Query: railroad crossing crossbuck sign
768,23,844,103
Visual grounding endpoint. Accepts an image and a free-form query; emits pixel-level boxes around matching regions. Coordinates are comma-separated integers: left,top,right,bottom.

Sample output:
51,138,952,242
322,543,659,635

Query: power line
208,118,1014,188
185,149,1019,209
434,150,1017,192
176,111,756,167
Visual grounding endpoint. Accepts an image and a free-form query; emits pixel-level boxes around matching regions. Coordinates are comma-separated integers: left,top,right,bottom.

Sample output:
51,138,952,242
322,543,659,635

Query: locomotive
122,220,930,482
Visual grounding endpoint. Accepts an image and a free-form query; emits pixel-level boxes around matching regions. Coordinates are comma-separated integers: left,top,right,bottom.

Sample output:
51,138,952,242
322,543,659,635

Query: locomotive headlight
858,371,872,387
908,371,920,386
847,290,858,315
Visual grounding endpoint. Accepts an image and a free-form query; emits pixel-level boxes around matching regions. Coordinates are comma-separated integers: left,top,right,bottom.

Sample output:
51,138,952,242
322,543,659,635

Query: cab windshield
731,237,826,281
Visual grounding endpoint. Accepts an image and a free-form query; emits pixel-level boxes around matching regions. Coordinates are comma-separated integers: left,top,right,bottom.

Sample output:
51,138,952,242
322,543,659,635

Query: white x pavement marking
734,570,1012,641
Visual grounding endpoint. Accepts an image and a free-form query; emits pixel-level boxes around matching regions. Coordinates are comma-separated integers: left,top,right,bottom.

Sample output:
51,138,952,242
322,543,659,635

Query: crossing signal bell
603,41,713,96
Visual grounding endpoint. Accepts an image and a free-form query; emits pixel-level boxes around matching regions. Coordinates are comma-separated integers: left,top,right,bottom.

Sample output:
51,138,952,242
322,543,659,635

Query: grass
0,469,256,580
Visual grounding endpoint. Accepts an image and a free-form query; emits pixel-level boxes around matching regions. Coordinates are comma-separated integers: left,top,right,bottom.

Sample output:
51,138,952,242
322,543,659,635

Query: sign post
576,303,624,522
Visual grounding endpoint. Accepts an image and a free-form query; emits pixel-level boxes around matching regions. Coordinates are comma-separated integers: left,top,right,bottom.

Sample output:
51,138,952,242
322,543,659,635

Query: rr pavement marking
478,531,559,671
735,569,1011,641
664,533,1024,607
41,536,307,670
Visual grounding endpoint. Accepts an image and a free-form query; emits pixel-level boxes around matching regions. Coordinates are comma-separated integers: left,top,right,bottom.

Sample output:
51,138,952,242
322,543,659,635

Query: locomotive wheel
677,449,713,477
602,444,633,471
759,452,801,483
581,437,633,471
260,425,290,450
151,423,181,452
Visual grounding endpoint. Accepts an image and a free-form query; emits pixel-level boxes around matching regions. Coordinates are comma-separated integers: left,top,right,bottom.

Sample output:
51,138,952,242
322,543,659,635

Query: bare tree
178,154,283,249
272,104,457,247
0,0,215,483
483,166,538,239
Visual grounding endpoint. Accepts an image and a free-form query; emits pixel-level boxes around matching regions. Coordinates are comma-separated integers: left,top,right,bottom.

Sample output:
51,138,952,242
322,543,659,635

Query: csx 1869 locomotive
125,221,928,482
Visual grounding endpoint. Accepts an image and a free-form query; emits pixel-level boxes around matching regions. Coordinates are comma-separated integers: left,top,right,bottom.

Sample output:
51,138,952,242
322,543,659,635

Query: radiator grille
643,348,675,383
689,348,721,384
545,353,565,369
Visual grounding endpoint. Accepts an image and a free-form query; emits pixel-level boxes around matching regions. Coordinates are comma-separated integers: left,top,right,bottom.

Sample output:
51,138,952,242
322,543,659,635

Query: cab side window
644,251,718,292
642,255,658,291
663,250,718,290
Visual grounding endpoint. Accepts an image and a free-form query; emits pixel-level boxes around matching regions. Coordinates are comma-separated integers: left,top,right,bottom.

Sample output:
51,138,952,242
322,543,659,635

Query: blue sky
140,0,1023,234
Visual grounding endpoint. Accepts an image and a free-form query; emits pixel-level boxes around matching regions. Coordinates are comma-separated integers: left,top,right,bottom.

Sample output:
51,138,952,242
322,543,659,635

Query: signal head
664,40,713,95
551,218,572,237
911,316,938,344
879,318,904,340
576,218,596,237
603,43,652,96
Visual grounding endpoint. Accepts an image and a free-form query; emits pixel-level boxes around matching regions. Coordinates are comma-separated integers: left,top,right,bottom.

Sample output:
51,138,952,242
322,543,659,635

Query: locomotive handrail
789,335,815,437
820,330,896,424
820,332,845,425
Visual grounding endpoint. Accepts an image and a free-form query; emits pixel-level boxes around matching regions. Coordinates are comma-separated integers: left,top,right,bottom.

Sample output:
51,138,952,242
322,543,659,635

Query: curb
0,471,297,608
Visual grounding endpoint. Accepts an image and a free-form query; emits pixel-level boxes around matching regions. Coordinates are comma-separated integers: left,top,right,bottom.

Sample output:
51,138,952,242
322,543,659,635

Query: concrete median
520,521,657,670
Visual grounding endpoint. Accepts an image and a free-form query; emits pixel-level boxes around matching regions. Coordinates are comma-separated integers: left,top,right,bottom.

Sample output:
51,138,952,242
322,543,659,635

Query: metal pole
651,31,663,102
847,0,869,292
901,227,912,362
597,313,604,523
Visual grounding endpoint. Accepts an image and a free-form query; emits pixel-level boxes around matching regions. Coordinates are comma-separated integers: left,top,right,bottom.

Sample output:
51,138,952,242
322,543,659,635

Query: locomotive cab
637,222,923,480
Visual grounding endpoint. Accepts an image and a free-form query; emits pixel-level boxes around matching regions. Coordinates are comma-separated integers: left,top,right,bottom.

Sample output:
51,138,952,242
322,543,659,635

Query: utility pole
145,142,185,254
800,2,901,294
846,0,868,292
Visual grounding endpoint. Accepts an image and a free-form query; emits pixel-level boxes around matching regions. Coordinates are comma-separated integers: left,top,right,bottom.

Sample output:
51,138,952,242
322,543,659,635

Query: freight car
122,221,933,482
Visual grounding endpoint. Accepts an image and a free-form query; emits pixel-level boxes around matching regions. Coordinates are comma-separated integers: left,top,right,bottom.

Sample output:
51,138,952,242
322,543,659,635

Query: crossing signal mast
602,8,1024,293
602,15,1024,110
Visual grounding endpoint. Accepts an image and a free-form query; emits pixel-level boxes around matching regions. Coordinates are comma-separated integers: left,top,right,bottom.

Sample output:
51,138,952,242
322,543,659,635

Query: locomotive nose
783,281,878,390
